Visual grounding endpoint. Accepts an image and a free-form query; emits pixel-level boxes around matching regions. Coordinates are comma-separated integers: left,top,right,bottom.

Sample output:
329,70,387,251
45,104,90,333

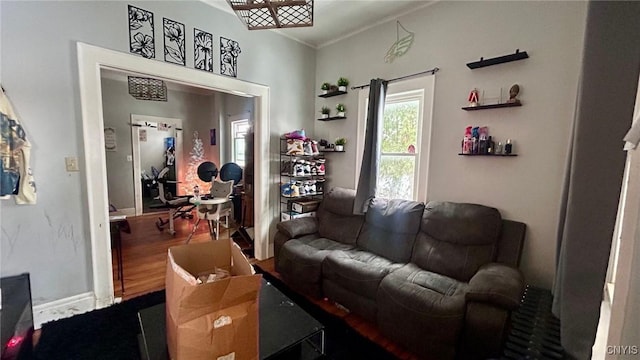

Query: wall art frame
220,36,241,78
163,18,186,66
194,28,213,72
128,5,155,59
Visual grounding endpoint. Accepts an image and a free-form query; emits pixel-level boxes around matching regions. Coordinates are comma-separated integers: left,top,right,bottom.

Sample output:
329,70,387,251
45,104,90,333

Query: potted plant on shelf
320,106,331,119
337,77,349,92
335,137,346,151
321,82,331,95
336,103,346,117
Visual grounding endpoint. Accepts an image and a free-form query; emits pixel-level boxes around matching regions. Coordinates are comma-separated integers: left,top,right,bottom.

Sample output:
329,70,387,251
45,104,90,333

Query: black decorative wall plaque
163,18,185,66
220,37,241,77
128,5,155,59
194,29,213,72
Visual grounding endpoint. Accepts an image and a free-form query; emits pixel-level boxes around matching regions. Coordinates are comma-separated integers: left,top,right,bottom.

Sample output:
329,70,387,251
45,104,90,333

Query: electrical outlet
65,157,79,172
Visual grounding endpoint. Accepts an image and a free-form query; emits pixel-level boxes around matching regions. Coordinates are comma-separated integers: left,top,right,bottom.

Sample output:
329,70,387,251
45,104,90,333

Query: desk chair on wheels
153,167,194,235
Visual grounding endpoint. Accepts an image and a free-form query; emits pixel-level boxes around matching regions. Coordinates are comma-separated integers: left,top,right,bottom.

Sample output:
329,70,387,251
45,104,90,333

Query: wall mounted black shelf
318,90,347,98
458,153,518,157
321,149,345,153
317,116,346,121
467,50,529,69
462,102,522,111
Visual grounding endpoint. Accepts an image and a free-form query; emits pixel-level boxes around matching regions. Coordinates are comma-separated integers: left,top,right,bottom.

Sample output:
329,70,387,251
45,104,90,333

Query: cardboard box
281,211,316,221
166,240,262,360
291,200,321,214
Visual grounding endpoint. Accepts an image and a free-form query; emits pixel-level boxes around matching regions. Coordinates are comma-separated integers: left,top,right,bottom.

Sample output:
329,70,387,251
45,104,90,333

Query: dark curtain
552,2,640,359
354,79,388,214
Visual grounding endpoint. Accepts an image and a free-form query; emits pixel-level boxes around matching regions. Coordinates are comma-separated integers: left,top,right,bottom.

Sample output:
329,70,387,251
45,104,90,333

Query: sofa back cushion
412,201,502,282
318,187,365,245
357,198,425,263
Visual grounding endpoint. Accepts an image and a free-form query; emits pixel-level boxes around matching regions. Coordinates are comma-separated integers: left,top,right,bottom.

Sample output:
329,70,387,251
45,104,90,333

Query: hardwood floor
255,257,419,360
112,212,242,301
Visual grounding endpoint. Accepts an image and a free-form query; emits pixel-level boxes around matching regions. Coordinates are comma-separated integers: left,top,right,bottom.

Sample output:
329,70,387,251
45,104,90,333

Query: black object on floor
254,265,397,360
501,286,564,359
33,267,395,360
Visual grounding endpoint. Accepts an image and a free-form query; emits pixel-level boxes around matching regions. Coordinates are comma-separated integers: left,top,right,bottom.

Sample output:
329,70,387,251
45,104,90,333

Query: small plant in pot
336,103,346,117
337,77,349,92
320,106,331,119
335,137,346,151
321,82,331,95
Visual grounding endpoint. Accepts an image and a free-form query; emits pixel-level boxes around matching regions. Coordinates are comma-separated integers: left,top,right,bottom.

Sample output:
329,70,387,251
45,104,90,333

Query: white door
131,114,183,216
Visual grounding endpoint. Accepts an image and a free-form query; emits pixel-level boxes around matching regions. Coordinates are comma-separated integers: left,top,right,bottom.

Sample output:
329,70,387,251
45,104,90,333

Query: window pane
377,155,415,200
382,100,419,153
234,138,245,166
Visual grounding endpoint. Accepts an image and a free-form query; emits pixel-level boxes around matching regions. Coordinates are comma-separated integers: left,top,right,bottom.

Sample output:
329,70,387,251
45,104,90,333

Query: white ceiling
202,0,436,48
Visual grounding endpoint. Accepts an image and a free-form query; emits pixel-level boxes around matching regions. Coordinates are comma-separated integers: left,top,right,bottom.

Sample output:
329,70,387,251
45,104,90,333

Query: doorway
130,115,183,216
78,43,271,308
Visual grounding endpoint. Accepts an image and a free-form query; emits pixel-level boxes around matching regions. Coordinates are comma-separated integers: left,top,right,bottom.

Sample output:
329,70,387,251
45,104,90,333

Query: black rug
32,267,396,360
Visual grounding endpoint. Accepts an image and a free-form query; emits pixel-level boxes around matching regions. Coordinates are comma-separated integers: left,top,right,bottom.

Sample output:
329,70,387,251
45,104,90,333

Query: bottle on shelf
505,139,513,154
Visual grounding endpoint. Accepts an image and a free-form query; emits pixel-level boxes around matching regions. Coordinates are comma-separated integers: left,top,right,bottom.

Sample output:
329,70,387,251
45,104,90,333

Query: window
356,76,434,202
378,94,422,200
231,119,250,166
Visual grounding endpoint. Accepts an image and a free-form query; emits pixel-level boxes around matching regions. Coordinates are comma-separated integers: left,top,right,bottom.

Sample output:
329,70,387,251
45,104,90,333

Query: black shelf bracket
467,49,529,69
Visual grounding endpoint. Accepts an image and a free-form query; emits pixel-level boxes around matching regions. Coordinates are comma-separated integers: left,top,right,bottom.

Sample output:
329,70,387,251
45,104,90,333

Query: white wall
0,0,315,305
315,1,588,287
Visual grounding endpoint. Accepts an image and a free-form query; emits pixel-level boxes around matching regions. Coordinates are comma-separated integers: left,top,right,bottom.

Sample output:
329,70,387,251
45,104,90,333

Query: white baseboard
33,292,96,329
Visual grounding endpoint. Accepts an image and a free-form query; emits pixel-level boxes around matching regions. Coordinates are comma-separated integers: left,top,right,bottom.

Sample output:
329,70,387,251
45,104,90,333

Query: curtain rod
350,67,440,90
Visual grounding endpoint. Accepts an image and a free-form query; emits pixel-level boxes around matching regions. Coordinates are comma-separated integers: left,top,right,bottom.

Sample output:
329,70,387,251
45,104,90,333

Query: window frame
355,75,435,202
230,118,250,166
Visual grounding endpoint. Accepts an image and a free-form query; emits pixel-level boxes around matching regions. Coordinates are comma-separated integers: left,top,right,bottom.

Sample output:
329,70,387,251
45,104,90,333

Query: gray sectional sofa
274,187,526,359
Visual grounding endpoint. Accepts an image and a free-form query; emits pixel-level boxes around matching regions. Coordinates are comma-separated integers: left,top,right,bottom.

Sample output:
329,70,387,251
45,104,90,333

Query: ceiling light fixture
227,0,314,30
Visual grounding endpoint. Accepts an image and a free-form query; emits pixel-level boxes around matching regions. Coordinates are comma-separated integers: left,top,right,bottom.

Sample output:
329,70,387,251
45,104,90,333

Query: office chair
153,167,195,235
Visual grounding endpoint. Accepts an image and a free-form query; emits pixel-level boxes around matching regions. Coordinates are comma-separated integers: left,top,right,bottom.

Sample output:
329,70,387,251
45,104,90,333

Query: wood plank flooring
112,212,239,301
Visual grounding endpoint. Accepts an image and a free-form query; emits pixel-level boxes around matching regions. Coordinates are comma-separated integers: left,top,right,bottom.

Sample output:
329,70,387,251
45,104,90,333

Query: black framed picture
128,5,155,59
194,28,213,72
163,18,185,66
220,37,241,77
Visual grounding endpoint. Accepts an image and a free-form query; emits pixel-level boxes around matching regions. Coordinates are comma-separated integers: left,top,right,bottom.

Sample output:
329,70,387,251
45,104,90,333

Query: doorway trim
130,115,183,216
77,42,270,308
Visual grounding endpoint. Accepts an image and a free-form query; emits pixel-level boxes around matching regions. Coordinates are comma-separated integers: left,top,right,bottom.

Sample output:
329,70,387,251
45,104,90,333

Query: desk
186,197,231,243
109,212,127,294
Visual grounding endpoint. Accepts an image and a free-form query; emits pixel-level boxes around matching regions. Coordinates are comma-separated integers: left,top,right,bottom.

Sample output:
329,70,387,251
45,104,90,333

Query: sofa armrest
276,217,319,238
467,263,524,310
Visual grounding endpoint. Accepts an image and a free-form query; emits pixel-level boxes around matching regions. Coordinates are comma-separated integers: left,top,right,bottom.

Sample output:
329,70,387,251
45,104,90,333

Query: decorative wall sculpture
194,29,213,72
163,18,186,66
220,37,241,77
128,5,155,59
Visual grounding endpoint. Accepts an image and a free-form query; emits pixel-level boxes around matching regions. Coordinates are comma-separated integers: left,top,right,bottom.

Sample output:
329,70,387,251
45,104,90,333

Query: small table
109,212,127,294
186,196,231,243
138,279,325,360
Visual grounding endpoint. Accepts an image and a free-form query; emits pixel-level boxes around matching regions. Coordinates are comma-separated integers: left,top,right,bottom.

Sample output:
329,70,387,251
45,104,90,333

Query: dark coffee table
138,279,325,360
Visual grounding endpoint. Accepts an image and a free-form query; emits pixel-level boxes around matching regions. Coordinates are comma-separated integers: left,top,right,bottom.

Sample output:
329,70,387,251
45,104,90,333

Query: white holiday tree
182,131,210,194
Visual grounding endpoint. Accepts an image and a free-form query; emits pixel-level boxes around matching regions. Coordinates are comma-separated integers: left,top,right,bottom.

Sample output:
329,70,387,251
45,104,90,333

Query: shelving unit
317,116,346,121
279,138,326,222
466,49,529,69
318,90,347,98
462,102,522,111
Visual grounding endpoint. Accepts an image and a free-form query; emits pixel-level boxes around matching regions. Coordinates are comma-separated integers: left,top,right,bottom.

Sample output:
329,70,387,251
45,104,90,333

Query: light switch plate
65,157,80,172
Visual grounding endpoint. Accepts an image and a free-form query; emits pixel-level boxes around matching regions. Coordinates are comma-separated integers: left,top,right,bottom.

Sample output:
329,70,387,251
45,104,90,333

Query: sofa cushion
317,188,365,245
377,263,468,359
356,198,424,263
277,237,354,297
412,201,502,282
322,249,403,301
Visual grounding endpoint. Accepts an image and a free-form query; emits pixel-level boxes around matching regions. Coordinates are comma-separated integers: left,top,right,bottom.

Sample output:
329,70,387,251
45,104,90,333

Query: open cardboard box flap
166,239,261,360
